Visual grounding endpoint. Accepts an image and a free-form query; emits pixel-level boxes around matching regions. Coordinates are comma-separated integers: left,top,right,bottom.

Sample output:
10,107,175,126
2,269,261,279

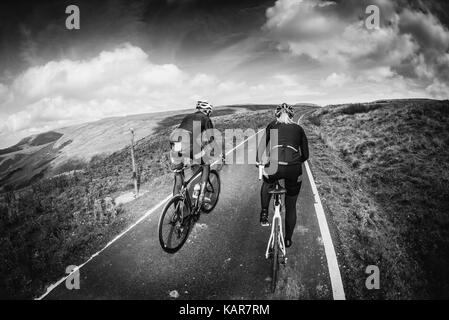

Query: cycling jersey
170,111,215,169
260,121,309,166
178,111,214,139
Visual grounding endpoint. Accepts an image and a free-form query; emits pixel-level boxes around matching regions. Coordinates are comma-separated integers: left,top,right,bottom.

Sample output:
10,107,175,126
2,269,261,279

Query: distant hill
0,105,279,190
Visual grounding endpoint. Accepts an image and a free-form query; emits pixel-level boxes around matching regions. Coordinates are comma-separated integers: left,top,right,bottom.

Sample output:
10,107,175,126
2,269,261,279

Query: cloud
321,73,352,87
0,42,330,145
0,44,256,139
264,0,449,99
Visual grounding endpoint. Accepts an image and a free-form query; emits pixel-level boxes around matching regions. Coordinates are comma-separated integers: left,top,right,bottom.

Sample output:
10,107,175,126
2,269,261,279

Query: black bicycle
158,165,221,253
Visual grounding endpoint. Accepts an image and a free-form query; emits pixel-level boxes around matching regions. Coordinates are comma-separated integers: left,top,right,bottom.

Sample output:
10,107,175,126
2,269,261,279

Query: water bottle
192,183,201,199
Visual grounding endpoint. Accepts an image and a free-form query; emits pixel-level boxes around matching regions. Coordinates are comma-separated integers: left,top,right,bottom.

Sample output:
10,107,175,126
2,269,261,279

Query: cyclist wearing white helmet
257,103,309,248
169,101,215,210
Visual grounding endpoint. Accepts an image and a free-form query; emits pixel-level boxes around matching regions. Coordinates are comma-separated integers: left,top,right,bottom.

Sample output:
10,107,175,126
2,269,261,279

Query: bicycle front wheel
271,218,280,293
203,170,221,214
158,195,192,254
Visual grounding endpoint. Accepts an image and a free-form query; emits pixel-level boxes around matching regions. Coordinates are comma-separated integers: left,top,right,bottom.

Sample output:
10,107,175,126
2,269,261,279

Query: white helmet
196,101,213,115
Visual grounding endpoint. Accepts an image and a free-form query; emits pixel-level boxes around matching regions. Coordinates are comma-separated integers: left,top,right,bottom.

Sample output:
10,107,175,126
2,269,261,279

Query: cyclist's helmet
196,101,213,116
276,103,294,119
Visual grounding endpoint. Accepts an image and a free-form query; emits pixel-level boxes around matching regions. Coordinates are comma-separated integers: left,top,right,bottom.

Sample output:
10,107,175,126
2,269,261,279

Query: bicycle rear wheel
158,195,193,253
202,170,221,214
271,218,280,293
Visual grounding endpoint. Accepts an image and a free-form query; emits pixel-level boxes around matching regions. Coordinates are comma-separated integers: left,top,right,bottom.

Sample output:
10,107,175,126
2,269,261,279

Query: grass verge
303,99,449,299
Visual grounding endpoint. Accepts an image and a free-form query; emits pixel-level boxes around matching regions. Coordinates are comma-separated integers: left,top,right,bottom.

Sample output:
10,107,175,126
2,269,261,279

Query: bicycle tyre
271,218,280,293
202,170,221,214
158,195,192,254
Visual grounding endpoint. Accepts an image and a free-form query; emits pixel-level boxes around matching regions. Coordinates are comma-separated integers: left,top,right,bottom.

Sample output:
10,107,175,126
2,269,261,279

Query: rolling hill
0,105,271,191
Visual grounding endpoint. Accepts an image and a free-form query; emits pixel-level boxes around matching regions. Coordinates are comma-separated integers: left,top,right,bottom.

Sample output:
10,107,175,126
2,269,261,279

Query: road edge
298,112,346,300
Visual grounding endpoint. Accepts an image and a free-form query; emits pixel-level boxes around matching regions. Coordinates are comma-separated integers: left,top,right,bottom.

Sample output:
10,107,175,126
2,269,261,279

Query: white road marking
36,195,171,300
36,127,263,300
299,112,346,300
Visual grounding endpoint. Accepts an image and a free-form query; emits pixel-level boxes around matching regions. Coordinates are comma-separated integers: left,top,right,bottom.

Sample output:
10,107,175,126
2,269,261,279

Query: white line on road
299,112,346,300
36,127,264,300
36,195,171,300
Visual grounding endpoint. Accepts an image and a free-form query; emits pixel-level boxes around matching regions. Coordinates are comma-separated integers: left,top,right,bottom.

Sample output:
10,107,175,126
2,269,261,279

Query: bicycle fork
265,200,287,260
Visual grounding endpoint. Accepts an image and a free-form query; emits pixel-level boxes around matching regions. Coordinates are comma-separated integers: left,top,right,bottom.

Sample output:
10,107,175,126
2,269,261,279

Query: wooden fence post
130,128,139,198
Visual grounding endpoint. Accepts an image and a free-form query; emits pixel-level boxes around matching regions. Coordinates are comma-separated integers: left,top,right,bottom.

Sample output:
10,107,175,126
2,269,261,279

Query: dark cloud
0,0,275,80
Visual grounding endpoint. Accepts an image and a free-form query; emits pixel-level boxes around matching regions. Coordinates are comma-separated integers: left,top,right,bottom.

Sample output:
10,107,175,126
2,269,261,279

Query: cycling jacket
169,111,215,161
259,121,309,166
178,111,214,136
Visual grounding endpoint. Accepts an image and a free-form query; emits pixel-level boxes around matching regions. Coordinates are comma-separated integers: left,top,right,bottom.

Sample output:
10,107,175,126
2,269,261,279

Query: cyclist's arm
257,123,272,164
299,127,309,163
200,117,215,146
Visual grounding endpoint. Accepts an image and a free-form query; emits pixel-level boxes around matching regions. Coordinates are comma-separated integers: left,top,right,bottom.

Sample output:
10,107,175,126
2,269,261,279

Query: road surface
42,110,343,300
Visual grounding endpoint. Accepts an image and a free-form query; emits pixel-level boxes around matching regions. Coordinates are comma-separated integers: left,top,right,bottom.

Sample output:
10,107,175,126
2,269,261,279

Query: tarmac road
43,109,339,300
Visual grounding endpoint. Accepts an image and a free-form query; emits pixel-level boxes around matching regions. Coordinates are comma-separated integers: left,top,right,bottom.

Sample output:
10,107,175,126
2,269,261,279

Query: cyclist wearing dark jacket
258,103,309,248
169,101,214,210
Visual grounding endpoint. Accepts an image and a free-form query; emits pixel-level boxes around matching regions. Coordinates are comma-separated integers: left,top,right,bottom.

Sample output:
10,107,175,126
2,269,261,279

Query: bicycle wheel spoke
158,196,192,253
203,170,220,213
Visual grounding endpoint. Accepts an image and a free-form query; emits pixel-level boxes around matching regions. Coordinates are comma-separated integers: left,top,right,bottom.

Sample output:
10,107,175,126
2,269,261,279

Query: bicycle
258,164,287,293
158,163,221,254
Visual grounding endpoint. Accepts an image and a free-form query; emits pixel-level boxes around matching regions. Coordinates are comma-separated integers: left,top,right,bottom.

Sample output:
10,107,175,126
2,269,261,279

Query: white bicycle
258,164,287,292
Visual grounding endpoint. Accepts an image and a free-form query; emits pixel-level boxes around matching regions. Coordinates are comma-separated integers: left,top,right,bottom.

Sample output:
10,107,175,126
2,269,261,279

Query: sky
0,0,449,148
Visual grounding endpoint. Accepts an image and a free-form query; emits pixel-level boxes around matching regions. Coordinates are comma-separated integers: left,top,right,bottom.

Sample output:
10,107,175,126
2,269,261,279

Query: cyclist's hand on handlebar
257,162,268,181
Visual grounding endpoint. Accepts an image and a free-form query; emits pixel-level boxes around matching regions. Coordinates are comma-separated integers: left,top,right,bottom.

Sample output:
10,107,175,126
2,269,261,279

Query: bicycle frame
178,166,203,213
265,193,287,259
258,165,286,260
178,164,218,214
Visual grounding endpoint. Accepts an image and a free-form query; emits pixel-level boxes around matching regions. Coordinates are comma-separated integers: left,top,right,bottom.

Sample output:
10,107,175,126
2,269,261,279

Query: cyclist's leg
170,140,187,196
283,164,302,244
261,178,275,209
172,164,185,196
260,173,278,226
199,164,210,205
193,143,210,205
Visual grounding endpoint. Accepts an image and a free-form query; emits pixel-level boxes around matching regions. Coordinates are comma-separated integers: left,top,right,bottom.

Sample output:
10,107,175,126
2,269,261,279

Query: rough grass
304,99,449,299
0,108,275,299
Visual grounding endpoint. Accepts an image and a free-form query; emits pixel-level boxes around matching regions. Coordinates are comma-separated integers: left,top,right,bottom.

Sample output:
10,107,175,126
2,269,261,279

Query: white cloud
426,81,449,100
321,73,352,88
0,44,256,142
0,43,327,148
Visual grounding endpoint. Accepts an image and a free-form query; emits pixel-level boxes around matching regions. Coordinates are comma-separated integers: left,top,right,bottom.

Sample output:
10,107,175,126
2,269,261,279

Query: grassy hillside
0,107,276,299
304,99,449,299
0,105,275,190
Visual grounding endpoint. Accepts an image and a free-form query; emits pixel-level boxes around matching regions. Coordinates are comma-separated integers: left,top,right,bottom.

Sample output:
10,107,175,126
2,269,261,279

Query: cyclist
169,101,215,210
257,103,309,248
